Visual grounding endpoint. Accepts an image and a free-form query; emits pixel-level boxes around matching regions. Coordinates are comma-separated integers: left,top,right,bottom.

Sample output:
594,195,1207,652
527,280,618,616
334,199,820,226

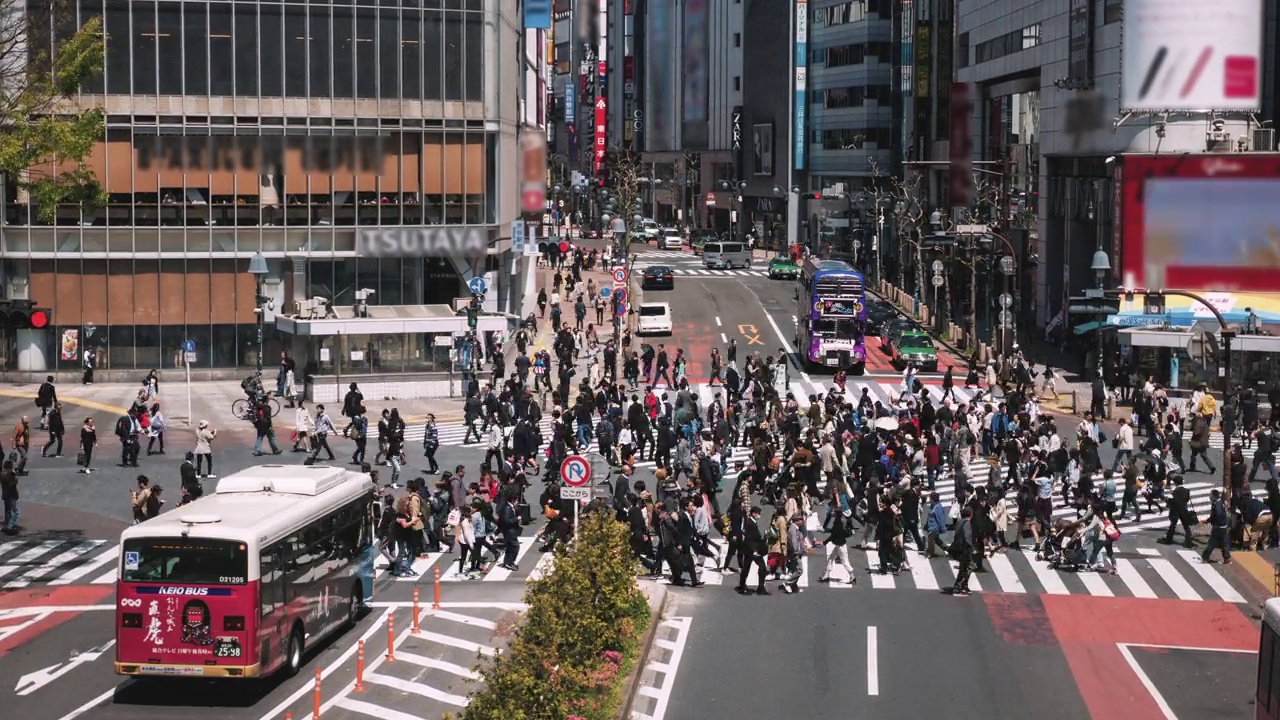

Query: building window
309,5,332,96
208,3,233,95
815,127,891,150
234,4,258,96
974,23,1040,64
1104,0,1122,24
402,9,422,99
157,2,182,94
957,32,969,69
133,0,157,95
813,84,891,109
261,6,284,96
818,41,891,68
733,32,740,48
733,76,740,91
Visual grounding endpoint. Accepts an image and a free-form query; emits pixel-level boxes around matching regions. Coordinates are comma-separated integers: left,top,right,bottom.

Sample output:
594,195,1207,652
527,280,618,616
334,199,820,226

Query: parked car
641,265,675,290
637,302,673,336
889,329,939,371
767,254,800,279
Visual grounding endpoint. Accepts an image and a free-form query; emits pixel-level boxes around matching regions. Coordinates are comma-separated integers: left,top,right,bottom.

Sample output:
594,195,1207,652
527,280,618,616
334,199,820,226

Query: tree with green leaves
0,0,105,221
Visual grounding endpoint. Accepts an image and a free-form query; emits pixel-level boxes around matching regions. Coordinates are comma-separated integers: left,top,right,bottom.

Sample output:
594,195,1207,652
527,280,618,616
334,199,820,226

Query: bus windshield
121,538,249,585
813,318,862,337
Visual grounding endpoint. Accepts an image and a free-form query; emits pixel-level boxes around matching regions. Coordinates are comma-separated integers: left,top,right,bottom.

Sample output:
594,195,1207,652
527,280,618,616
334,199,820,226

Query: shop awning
1073,320,1104,334
274,304,512,337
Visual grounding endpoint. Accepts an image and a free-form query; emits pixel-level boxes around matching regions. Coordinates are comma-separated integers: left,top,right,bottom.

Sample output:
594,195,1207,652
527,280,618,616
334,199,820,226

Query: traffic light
803,192,823,200
0,300,50,331
466,296,480,330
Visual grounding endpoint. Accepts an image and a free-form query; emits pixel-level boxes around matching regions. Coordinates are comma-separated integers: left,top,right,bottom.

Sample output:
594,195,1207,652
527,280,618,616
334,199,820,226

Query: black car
865,301,895,335
642,265,675,290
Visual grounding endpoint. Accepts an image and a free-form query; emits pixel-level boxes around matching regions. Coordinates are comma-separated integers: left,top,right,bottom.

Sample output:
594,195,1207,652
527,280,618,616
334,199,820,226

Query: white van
659,227,684,250
703,241,751,269
637,302,673,335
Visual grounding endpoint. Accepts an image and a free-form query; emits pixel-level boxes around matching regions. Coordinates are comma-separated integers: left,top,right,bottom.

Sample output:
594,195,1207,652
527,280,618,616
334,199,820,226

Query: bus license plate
140,665,206,676
214,638,242,659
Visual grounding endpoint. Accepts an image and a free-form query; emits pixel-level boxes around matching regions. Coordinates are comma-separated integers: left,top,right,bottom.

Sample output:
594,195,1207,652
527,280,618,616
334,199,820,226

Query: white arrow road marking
15,640,115,696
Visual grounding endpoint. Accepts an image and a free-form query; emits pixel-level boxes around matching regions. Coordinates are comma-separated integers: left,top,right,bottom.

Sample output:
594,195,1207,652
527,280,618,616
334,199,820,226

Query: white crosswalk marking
49,544,117,585
865,550,895,588
0,541,61,583
2,540,107,589
1114,559,1158,598
986,553,1027,593
907,554,940,590
1175,549,1246,603
483,537,536,582
948,559,981,591
1076,569,1115,597
1145,555,1201,600
1022,551,1070,595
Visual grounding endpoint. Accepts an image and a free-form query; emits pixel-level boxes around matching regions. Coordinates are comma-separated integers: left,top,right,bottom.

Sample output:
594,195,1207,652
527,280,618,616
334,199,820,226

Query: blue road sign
616,302,627,318
600,287,612,299
468,277,488,295
614,288,628,305
182,340,196,353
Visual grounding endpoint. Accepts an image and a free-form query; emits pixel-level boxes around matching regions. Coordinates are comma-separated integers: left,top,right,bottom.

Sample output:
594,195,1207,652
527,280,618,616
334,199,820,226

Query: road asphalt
0,240,1264,720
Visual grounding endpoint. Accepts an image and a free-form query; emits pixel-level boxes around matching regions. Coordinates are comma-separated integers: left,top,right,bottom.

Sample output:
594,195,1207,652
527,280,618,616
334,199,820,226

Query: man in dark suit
626,494,657,573
736,506,770,595
677,500,704,588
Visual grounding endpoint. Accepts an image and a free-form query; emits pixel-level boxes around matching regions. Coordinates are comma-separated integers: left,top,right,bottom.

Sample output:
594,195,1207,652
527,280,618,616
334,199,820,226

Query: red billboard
593,61,607,178
1118,153,1280,293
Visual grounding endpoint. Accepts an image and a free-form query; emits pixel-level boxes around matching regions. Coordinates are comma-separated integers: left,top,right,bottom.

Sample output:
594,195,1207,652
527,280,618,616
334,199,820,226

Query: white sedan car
636,302,673,336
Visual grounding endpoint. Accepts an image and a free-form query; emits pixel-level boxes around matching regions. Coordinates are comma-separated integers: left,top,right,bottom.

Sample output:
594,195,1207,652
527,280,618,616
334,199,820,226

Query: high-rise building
3,0,531,376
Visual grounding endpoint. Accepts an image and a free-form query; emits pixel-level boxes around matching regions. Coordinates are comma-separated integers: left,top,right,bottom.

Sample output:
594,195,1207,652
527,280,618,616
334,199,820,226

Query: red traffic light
29,309,49,329
559,241,569,253
813,193,822,199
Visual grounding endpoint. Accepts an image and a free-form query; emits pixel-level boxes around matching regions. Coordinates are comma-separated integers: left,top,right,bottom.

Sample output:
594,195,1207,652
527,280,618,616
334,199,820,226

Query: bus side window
260,545,284,616
1262,624,1278,717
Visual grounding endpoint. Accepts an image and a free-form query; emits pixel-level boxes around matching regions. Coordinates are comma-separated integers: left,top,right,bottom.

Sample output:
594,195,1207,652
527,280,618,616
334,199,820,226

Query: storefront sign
358,228,489,257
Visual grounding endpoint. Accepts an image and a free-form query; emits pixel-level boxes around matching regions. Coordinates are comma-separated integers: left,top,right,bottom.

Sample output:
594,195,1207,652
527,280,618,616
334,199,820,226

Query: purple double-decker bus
795,258,867,374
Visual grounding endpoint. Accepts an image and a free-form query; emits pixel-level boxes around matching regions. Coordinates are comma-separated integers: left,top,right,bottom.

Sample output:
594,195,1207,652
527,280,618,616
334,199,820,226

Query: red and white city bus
114,465,377,678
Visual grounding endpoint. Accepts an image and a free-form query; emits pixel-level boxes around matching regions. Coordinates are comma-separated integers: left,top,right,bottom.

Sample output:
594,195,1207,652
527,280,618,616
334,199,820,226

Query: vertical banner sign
511,219,526,255
565,82,576,160
794,0,808,170
591,94,606,175
1067,0,1093,87
520,129,547,213
731,105,744,178
1112,161,1124,285
524,0,552,29
948,82,973,207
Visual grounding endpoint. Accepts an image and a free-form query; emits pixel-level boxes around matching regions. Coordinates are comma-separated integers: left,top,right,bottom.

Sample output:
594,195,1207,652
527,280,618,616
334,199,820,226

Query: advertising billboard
794,0,808,170
1119,153,1280,294
1121,0,1262,111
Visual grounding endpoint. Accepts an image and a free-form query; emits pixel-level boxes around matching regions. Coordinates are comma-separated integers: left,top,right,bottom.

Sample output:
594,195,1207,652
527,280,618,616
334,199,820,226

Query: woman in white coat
293,401,314,452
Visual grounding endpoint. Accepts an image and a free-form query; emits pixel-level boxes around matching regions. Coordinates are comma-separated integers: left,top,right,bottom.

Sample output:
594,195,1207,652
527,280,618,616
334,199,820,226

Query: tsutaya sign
358,228,490,257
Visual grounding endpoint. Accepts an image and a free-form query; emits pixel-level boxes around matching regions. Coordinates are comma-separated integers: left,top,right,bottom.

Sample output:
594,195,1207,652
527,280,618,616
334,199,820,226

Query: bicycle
232,395,281,421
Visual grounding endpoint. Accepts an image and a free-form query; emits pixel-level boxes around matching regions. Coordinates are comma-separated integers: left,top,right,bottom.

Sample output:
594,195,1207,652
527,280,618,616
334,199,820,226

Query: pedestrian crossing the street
370,379,993,450
664,540,1245,602
0,526,1248,604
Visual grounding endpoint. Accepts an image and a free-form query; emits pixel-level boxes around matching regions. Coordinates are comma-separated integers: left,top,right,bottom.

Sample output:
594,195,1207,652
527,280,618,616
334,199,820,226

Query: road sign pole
573,498,579,541
185,354,192,427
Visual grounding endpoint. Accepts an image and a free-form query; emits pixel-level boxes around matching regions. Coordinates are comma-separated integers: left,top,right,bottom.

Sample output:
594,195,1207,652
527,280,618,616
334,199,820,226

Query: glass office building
2,0,521,373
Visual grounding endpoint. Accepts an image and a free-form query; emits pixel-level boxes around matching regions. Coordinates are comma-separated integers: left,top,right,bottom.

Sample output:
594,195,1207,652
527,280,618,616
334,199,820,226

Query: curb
867,288,970,362
617,580,669,720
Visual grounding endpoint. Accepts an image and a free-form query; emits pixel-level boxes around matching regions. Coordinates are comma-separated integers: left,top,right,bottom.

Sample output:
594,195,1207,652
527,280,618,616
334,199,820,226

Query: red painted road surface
0,585,116,657
986,593,1257,720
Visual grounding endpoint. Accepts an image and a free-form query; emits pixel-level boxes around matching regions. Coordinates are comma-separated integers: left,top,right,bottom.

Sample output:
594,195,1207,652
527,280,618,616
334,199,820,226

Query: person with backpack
41,403,64,458
349,407,369,466
819,506,856,585
179,451,203,504
252,397,282,456
35,376,57,430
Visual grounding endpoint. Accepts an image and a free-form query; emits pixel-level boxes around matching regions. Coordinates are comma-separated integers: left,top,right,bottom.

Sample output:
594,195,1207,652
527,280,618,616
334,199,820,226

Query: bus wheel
284,627,304,677
345,583,361,629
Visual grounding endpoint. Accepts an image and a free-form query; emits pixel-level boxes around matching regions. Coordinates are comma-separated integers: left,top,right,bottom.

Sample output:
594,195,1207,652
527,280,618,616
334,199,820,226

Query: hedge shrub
463,509,650,720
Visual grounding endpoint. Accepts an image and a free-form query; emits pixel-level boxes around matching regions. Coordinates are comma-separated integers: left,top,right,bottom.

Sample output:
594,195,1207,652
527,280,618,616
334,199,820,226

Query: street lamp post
1090,250,1110,380
999,253,1015,355
248,252,269,374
